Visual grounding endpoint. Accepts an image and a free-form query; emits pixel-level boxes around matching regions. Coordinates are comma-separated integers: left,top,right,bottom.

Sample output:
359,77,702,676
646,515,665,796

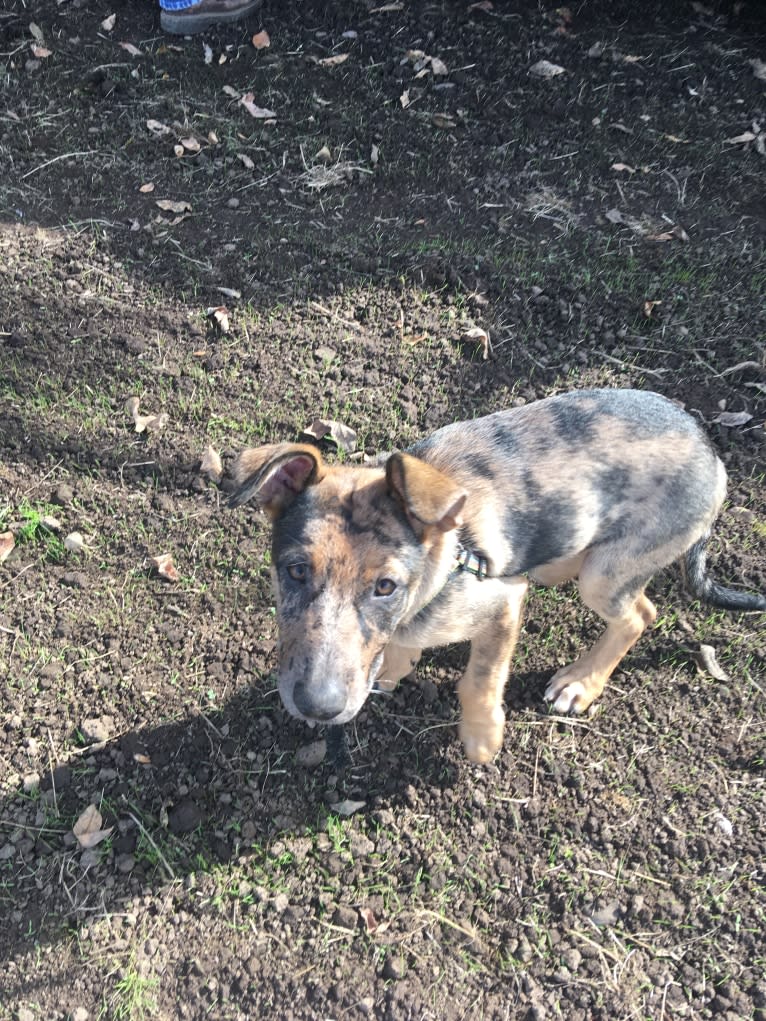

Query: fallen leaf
360,906,382,933
29,22,45,44
692,644,729,681
400,90,410,109
41,515,62,531
151,553,179,582
64,532,90,553
180,136,201,153
208,130,219,144
156,199,192,214
146,119,172,136
139,182,155,193
100,13,117,32
430,56,448,76
252,30,270,49
663,133,689,143
237,152,255,170
432,113,457,129
126,395,169,434
173,144,185,158
200,445,224,483
316,53,350,67
119,41,142,57
125,396,141,418
611,162,635,173
724,131,756,145
0,532,15,564
302,418,358,453
133,752,152,765
240,92,277,119
713,812,733,837
206,305,230,332
530,59,565,78
31,45,52,58
203,42,213,64
73,804,113,849
711,410,752,427
314,144,332,163
750,58,766,82
370,143,380,165
462,325,491,360
216,286,241,299
332,799,366,817
643,299,662,318
370,3,404,11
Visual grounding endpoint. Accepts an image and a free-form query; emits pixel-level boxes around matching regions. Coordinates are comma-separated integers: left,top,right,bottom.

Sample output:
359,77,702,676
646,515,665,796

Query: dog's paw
459,710,505,764
545,665,605,714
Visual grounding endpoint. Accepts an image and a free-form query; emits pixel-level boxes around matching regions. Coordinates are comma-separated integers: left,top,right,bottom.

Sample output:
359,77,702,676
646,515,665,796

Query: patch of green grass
0,499,66,562
103,958,158,1021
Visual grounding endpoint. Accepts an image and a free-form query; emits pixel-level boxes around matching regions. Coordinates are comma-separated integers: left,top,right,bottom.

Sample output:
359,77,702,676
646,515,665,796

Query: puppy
231,389,765,763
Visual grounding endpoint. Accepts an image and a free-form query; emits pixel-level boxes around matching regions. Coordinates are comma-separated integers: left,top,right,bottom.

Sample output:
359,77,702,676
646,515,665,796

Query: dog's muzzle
292,678,347,722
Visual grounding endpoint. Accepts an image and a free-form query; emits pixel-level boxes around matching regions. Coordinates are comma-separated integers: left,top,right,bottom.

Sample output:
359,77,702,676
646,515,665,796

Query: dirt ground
1,0,765,1018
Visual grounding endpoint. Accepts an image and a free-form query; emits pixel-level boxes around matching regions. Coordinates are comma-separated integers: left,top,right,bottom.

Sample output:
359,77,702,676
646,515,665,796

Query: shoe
160,0,263,35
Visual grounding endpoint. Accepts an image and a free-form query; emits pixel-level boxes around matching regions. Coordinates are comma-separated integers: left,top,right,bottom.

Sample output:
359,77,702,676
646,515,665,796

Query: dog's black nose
293,681,346,721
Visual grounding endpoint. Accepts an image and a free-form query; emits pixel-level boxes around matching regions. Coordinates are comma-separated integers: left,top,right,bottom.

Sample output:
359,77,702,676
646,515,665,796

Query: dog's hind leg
545,559,657,714
458,578,528,763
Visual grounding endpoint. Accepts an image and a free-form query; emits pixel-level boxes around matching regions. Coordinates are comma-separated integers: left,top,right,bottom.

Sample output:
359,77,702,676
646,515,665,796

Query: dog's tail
683,534,766,612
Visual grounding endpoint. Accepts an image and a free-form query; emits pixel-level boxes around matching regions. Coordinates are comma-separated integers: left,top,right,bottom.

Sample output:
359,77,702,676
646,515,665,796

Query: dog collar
453,542,489,580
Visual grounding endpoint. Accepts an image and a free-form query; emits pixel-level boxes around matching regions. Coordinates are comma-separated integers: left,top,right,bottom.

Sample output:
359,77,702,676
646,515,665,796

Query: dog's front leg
458,578,528,763
376,643,423,692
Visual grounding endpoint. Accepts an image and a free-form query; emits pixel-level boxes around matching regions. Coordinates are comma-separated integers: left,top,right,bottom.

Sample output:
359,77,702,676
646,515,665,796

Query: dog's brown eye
286,563,308,582
374,578,397,597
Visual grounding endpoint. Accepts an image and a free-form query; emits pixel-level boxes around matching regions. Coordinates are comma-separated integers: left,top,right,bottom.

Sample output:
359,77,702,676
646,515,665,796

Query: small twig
21,151,100,180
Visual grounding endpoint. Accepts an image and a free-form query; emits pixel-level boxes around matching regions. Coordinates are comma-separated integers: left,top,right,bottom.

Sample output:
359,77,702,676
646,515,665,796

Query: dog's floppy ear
230,443,324,519
386,452,466,536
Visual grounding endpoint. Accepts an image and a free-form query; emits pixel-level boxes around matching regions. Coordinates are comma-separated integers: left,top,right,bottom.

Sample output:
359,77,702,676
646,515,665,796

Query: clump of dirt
1,1,765,1019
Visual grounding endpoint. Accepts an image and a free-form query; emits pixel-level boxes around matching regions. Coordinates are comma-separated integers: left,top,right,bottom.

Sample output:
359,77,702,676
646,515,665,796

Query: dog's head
230,443,466,725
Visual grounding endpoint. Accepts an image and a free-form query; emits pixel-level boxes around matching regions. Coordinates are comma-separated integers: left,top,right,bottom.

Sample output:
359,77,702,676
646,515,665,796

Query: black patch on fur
506,493,578,574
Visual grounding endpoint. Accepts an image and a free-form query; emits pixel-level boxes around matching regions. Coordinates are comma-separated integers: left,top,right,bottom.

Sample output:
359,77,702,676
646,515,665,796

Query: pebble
81,716,113,744
382,955,407,981
52,482,74,505
168,799,202,834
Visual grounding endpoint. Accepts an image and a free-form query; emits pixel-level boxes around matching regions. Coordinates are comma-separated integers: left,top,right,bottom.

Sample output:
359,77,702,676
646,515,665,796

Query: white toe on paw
551,681,587,714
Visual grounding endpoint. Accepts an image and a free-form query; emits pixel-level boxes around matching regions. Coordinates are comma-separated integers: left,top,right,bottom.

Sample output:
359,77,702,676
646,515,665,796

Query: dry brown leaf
151,552,180,582
430,56,448,76
73,804,113,849
156,199,192,214
432,113,457,129
180,136,201,153
29,22,45,43
119,41,142,57
692,644,729,681
711,410,752,427
643,299,662,318
400,90,410,109
206,305,230,332
611,162,635,173
530,59,565,78
173,144,185,158
135,413,169,434
146,118,172,136
314,144,332,163
370,3,404,11
0,531,15,564
222,85,240,99
31,45,52,58
333,799,366,816
252,30,270,49
663,133,689,143
100,13,117,32
750,59,766,82
200,445,224,483
316,53,350,67
360,907,381,934
240,92,277,119
302,418,358,453
725,131,756,145
237,152,255,170
139,182,155,193
462,326,491,360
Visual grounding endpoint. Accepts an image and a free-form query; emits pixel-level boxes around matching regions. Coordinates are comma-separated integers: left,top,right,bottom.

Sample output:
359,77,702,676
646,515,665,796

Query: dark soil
1,1,765,1019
